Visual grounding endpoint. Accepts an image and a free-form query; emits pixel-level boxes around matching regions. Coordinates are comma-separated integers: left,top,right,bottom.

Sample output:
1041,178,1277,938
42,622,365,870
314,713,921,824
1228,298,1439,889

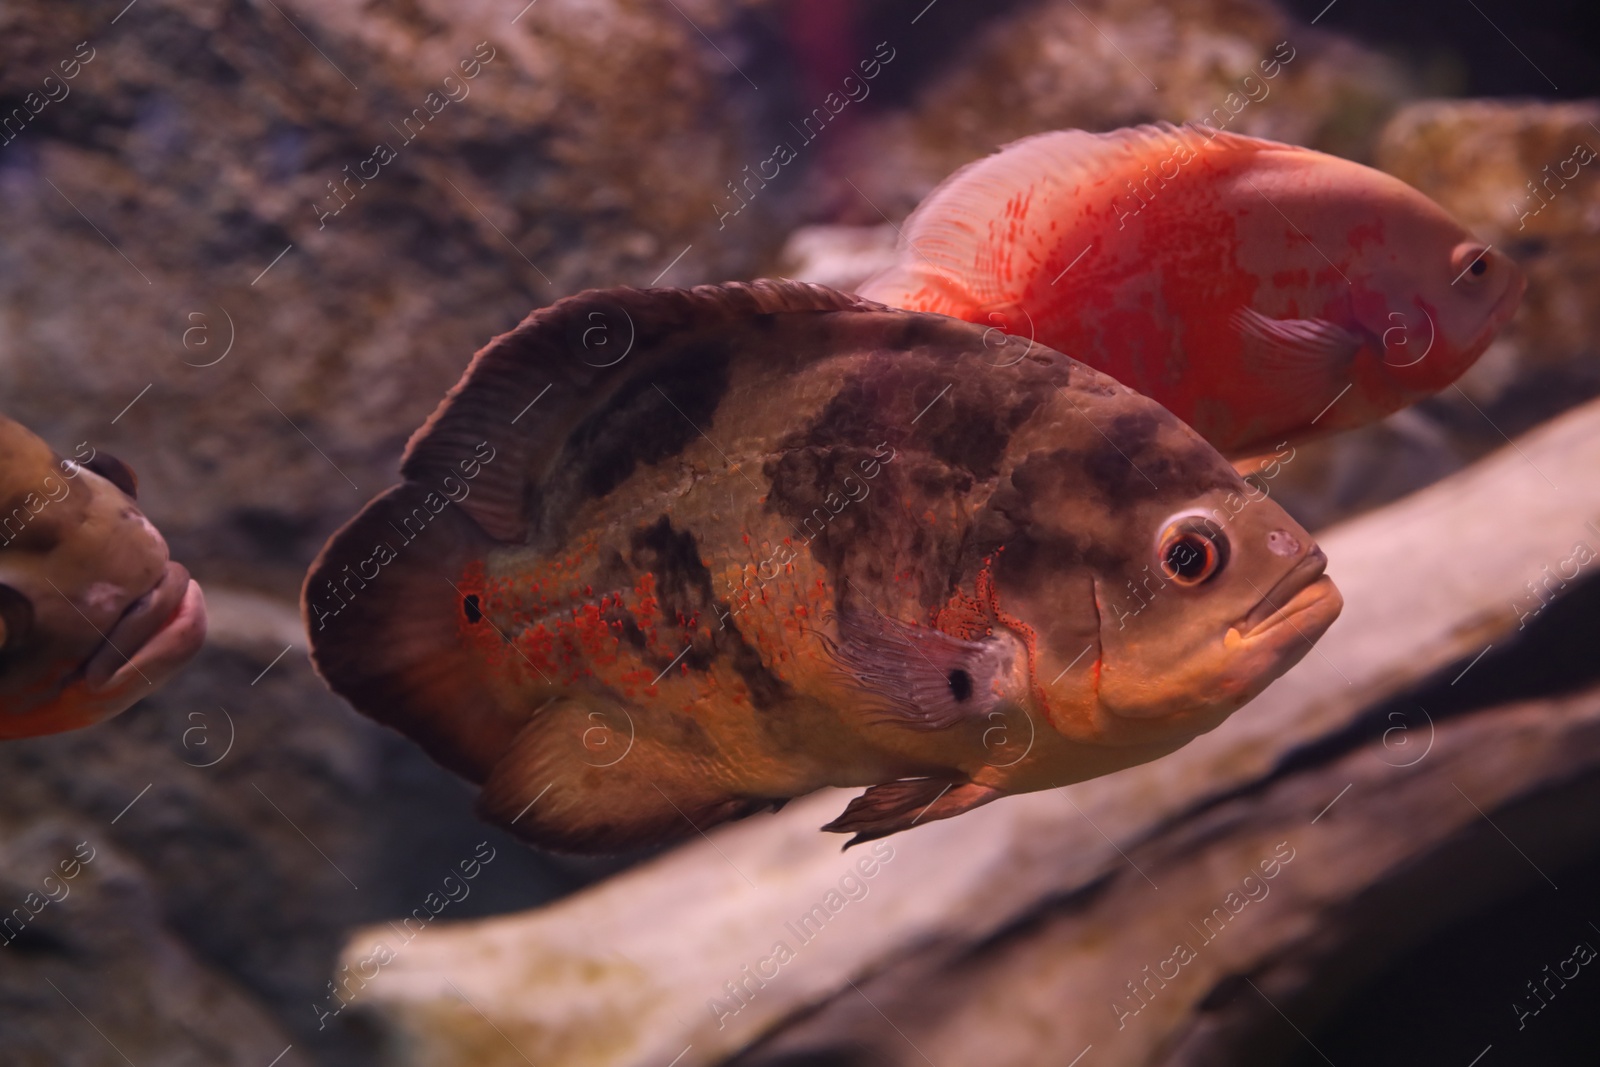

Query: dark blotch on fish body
567,344,732,501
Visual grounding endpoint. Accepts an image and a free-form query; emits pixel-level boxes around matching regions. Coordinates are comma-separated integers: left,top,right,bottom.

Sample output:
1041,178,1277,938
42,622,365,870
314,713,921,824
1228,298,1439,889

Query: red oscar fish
305,281,1341,853
859,123,1526,459
0,416,207,739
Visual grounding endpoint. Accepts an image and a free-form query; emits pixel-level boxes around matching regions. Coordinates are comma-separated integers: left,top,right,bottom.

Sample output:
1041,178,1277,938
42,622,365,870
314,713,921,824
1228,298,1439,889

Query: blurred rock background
1,0,1596,1063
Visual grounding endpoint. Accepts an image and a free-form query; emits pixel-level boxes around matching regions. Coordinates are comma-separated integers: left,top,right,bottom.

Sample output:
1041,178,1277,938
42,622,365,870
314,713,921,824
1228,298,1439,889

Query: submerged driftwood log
729,684,1600,1066
336,394,1600,1067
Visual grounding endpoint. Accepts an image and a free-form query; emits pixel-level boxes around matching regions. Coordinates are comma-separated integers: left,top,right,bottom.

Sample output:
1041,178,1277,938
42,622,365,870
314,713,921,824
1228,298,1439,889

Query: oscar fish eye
1451,242,1492,286
84,452,138,499
1157,518,1229,586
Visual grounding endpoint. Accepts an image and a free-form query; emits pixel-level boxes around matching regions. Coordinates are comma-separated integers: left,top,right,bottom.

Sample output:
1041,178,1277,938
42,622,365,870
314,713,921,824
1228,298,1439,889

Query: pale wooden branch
727,684,1600,1065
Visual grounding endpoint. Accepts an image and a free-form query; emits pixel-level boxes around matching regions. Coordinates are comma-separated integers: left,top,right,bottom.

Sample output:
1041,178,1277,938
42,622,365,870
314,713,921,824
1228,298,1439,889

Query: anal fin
821,778,1003,848
477,697,778,855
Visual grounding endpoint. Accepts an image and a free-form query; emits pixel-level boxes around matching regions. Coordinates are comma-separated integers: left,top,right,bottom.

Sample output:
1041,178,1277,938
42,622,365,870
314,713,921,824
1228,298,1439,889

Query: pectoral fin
826,606,1021,731
822,778,1004,847
1232,306,1362,390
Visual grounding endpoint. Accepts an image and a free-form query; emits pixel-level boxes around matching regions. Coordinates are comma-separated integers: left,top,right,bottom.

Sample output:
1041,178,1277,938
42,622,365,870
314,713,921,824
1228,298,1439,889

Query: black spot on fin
826,606,1018,731
822,778,1004,847
303,482,517,784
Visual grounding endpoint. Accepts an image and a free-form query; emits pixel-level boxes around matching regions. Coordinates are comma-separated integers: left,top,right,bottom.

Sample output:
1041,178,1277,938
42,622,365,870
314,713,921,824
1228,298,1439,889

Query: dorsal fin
400,280,878,542
860,123,1305,311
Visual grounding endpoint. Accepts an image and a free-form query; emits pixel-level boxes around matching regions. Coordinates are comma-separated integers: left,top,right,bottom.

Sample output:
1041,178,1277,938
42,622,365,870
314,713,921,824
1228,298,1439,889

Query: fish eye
1157,519,1229,586
84,453,138,499
462,594,483,624
1451,243,1492,286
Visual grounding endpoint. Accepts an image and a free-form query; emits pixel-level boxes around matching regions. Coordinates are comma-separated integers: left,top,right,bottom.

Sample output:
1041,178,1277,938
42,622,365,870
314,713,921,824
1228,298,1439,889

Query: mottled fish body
859,124,1525,458
306,281,1340,852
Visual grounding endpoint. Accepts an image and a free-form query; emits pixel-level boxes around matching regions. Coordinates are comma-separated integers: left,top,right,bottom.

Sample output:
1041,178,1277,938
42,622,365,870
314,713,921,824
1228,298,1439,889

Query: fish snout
83,560,207,692
1489,258,1528,333
1234,542,1337,641
1265,528,1303,558
1451,241,1524,340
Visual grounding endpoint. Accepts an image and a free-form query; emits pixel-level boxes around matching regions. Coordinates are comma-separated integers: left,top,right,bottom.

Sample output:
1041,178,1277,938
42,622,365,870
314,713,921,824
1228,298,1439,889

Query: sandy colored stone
0,821,309,1067
828,0,1412,223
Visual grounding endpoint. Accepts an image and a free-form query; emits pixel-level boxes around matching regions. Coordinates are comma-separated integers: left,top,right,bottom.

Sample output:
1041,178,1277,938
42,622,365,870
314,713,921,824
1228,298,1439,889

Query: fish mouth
1234,547,1333,640
1484,268,1527,336
83,561,208,692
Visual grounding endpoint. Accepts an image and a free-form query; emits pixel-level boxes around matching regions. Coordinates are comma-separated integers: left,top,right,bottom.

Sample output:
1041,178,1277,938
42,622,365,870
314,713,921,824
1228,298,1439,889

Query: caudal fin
303,482,520,783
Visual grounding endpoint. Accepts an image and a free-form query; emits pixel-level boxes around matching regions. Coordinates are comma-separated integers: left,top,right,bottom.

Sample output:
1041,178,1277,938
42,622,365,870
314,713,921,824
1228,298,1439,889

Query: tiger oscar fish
859,123,1526,459
304,281,1342,851
0,416,207,738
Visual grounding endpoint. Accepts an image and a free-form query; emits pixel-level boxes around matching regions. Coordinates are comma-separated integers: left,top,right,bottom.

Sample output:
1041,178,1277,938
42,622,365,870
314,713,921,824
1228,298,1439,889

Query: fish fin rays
859,122,1301,311
478,697,775,854
1231,451,1277,479
826,607,1018,731
1231,307,1362,394
822,778,1004,847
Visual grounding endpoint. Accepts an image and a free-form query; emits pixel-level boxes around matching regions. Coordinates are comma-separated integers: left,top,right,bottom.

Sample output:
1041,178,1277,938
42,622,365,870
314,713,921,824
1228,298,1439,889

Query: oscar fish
0,416,208,739
304,280,1342,852
858,123,1526,459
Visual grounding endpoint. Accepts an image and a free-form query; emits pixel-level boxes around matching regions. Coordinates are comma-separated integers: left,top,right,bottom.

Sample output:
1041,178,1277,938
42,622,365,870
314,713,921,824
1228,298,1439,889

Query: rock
331,392,1600,1067
0,589,585,1066
2,4,1591,1065
0,0,1424,592
0,820,309,1067
1377,99,1600,244
0,0,800,601
204,586,309,655
826,0,1413,224
776,223,898,293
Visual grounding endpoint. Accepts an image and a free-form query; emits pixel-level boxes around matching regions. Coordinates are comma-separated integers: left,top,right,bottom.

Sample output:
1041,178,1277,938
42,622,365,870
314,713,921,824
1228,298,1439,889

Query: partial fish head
983,384,1342,750
1246,152,1525,427
1346,177,1524,399
0,416,206,739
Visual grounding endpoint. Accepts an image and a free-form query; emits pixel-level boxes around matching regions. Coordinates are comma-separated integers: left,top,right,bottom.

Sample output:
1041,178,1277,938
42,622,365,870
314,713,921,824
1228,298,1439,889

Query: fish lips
1233,547,1338,641
1487,267,1528,335
83,561,208,693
